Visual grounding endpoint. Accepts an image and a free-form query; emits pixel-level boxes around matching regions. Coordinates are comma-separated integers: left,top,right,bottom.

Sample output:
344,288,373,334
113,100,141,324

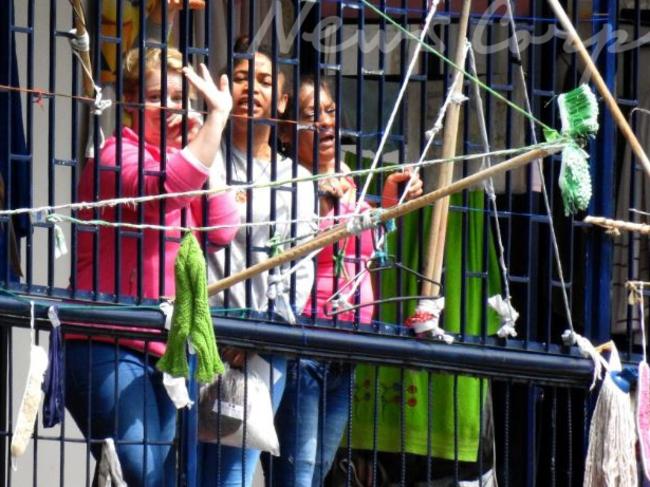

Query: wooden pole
70,0,94,98
584,215,650,236
421,0,473,297
547,0,650,181
207,146,562,297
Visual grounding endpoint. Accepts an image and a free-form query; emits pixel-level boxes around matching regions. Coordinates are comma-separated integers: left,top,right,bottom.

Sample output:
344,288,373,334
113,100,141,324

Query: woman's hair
122,47,184,98
231,35,290,95
279,74,334,150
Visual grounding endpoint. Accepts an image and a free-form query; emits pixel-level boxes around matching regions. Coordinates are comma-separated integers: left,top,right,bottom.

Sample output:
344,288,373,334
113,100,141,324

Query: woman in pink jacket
66,47,239,486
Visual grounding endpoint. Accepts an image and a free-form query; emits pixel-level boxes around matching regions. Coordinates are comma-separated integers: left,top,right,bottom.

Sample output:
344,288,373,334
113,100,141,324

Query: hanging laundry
157,233,225,383
42,306,64,428
583,343,638,486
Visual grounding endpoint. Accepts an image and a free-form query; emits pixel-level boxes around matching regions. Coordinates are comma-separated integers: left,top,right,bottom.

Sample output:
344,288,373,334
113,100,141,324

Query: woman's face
231,53,287,122
296,84,336,171
139,66,186,149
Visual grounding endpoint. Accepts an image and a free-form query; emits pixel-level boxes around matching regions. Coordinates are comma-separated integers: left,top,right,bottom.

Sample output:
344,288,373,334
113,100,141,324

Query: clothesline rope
360,0,554,135
501,0,576,335
0,142,562,219
466,43,519,338
353,0,442,215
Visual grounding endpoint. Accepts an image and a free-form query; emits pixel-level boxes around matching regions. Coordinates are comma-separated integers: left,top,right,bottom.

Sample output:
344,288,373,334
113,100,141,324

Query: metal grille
0,0,642,485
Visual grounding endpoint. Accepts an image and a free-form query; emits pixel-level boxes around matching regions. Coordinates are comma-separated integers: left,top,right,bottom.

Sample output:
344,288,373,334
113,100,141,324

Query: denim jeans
198,354,287,487
64,341,177,487
271,359,353,487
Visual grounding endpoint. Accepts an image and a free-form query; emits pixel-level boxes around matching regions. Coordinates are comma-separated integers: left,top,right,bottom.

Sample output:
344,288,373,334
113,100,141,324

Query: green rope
360,0,555,135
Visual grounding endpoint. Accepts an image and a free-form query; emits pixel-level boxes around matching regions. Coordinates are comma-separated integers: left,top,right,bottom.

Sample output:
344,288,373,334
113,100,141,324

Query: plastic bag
198,354,280,456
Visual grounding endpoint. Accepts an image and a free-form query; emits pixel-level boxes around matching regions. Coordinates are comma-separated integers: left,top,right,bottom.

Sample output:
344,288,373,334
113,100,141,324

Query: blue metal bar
585,0,617,343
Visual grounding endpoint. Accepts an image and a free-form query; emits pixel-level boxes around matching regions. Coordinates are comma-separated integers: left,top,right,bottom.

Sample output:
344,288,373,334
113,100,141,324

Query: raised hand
183,64,232,127
381,168,424,207
183,64,233,167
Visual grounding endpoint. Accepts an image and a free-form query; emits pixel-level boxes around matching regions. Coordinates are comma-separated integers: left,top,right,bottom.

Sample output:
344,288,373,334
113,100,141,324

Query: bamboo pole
70,0,94,98
207,146,562,296
421,0,473,297
547,0,650,181
584,215,650,236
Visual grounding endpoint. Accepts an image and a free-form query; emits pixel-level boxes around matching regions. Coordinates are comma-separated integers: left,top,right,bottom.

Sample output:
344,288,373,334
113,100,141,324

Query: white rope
561,330,608,390
504,0,576,335
410,298,453,343
346,209,383,235
354,0,442,213
0,143,564,220
68,28,112,117
467,44,519,339
397,46,469,207
488,295,519,339
266,272,296,324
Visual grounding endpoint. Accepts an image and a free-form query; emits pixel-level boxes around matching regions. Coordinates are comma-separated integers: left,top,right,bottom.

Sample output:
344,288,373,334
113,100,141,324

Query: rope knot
266,272,296,324
451,92,469,105
68,28,90,53
488,295,519,339
346,209,383,235
266,273,290,300
405,298,453,343
562,329,607,390
93,86,112,116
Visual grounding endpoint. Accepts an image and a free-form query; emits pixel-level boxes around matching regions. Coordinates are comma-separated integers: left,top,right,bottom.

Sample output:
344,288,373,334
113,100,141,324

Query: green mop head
558,143,592,216
558,84,600,140
555,84,599,215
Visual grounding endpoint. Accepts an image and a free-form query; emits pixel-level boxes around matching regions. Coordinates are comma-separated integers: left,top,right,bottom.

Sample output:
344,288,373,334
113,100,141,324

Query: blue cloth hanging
42,307,64,428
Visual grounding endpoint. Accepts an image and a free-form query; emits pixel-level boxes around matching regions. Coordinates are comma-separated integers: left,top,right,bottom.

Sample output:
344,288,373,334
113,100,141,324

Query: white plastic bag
198,354,280,456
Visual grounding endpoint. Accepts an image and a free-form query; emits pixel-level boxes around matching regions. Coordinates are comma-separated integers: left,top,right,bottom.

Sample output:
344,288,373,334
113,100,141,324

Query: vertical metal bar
92,0,104,301
135,0,146,303
222,0,234,311
25,0,35,293
113,0,124,302
243,0,255,311
47,0,57,295
6,327,13,486
157,0,169,300
584,0,616,343
550,387,557,487
503,381,510,487
69,0,80,300
346,363,354,487
268,1,279,317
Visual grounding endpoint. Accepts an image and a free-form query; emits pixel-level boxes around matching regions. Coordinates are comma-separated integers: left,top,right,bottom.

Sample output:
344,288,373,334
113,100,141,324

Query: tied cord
488,295,519,339
346,209,383,235
67,28,111,117
562,330,608,390
266,272,296,324
406,298,453,343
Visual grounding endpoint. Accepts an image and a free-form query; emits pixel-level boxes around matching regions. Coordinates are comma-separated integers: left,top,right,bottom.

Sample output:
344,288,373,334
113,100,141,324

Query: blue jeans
64,341,177,487
271,359,353,487
198,354,287,487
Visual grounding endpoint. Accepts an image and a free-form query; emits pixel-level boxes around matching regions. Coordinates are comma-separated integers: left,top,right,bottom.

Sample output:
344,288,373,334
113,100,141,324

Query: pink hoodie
71,127,239,355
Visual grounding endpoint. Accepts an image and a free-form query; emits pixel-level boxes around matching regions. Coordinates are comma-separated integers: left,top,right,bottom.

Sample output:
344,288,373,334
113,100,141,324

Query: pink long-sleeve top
71,127,239,356
305,199,375,324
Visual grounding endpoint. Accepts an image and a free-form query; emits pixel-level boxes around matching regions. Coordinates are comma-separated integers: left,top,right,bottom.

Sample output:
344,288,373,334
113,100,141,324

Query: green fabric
559,144,592,216
349,190,501,461
157,233,225,383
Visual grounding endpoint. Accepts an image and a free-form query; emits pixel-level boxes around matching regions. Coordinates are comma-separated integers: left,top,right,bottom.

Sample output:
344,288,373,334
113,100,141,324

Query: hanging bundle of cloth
157,232,224,383
583,341,638,486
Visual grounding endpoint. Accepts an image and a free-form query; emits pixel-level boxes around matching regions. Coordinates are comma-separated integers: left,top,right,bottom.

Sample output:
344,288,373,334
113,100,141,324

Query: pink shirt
305,199,375,324
72,128,239,355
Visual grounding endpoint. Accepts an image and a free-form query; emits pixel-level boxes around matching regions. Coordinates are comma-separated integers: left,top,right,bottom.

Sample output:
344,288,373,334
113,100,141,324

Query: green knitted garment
157,233,225,383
